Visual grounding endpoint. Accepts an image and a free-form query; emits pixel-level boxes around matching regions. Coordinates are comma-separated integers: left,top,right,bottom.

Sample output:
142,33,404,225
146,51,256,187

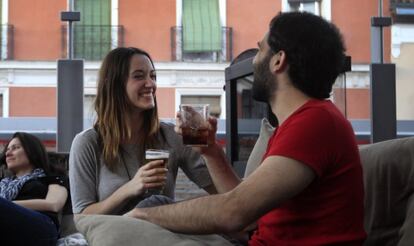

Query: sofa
3,122,413,246
359,137,414,246
70,120,414,246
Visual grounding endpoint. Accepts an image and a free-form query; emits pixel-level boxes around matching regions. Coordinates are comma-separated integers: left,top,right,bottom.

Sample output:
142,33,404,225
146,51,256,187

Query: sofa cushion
244,118,274,178
75,214,233,246
359,137,414,246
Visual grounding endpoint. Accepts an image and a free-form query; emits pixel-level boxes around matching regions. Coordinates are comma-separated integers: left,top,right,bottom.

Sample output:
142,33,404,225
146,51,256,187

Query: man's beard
252,53,276,103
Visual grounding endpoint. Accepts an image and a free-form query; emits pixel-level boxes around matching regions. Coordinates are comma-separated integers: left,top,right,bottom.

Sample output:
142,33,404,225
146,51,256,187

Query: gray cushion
359,137,414,246
244,118,274,178
75,214,233,246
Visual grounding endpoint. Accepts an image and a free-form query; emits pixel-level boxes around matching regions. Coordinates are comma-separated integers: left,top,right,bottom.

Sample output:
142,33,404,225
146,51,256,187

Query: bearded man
126,12,366,245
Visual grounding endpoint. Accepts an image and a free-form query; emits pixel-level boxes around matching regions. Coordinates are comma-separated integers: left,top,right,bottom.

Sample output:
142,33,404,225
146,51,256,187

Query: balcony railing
171,26,232,63
0,25,14,60
61,25,124,60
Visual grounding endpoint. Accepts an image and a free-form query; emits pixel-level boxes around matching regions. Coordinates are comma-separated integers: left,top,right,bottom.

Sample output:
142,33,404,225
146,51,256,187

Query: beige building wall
392,43,414,120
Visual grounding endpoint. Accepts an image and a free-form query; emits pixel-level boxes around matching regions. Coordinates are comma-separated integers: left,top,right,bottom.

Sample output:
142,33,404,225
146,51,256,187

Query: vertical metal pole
370,64,396,142
378,0,383,17
57,60,84,152
68,0,74,59
225,77,238,165
369,1,395,143
57,2,83,153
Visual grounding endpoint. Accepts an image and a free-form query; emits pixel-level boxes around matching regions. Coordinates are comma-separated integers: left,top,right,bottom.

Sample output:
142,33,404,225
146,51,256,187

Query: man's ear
270,51,287,73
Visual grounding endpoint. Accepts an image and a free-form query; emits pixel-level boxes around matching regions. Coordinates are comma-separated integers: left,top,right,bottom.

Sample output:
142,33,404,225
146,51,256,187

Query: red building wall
119,0,175,62
346,89,370,119
9,0,65,61
9,87,56,116
156,87,176,118
227,0,282,58
332,0,391,63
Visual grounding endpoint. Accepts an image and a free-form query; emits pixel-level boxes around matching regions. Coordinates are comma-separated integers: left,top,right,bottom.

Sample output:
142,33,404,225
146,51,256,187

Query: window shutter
182,0,221,52
74,0,111,60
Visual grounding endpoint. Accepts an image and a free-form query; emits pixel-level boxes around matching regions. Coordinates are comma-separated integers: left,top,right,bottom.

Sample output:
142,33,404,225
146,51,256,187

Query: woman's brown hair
94,47,160,170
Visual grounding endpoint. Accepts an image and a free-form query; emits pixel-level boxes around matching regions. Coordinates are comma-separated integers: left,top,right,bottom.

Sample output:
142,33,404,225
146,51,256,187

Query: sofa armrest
359,137,414,246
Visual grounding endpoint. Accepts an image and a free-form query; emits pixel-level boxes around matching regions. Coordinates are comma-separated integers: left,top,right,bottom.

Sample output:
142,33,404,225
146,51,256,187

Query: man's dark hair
267,12,346,99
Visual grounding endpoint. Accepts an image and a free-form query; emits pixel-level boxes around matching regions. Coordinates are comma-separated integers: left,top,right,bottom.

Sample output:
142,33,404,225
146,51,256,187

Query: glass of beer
145,149,170,195
179,104,209,146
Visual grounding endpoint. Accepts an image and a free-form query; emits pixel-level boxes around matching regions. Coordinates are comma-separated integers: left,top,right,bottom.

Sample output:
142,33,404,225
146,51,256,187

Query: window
74,0,111,60
181,95,221,118
173,0,231,62
390,0,414,23
0,88,7,117
288,0,321,15
182,0,221,52
84,94,96,120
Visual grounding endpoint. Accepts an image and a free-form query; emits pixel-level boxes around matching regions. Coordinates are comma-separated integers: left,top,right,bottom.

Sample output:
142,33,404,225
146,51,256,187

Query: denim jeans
0,197,58,246
135,194,175,208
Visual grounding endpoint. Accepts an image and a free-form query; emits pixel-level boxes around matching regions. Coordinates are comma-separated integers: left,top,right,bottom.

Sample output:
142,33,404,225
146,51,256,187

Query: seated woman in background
0,132,68,246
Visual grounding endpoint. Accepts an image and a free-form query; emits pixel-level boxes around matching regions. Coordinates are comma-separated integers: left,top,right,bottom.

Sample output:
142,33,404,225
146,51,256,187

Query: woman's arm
81,160,167,215
14,184,68,213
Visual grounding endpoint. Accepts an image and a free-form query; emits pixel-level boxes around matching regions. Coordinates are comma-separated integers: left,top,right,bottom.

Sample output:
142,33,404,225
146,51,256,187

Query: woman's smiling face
5,138,33,176
125,54,157,113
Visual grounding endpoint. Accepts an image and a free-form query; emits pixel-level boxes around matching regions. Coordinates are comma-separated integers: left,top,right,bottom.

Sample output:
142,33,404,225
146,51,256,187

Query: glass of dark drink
145,149,169,195
179,104,209,146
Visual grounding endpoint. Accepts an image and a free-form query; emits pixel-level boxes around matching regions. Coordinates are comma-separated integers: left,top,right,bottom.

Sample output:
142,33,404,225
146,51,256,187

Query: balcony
390,0,414,23
61,25,124,60
0,25,14,60
171,26,232,63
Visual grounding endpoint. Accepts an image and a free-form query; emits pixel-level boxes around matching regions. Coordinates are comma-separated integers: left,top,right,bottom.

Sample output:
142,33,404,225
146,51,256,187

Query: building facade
0,0,413,147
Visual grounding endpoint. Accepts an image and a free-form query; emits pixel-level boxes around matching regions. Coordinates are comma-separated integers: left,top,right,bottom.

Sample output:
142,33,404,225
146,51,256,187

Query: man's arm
126,155,315,234
201,142,241,194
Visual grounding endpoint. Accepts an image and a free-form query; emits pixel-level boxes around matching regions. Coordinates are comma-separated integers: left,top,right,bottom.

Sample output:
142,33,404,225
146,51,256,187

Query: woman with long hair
69,47,216,216
0,132,68,246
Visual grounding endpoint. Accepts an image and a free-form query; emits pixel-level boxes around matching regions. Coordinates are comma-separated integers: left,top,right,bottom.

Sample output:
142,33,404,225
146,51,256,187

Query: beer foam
145,149,170,159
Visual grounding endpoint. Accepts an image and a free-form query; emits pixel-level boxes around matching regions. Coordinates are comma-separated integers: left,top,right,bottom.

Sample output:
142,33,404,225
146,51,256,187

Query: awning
182,0,221,52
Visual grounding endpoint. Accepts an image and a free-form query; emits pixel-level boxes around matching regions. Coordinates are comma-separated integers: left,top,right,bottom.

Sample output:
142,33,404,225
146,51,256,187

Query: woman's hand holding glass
125,160,168,197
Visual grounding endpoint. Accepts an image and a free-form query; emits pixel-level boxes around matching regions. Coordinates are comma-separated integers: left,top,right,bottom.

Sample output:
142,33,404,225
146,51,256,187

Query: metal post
57,3,83,152
68,0,74,59
369,0,396,143
370,64,396,142
57,60,84,152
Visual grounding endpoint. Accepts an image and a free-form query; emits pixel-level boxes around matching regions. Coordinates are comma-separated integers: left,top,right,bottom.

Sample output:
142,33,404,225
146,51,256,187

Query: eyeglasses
6,144,22,152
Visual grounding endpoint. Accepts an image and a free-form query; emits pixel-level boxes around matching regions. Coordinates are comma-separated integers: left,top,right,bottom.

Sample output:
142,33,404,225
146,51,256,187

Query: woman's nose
5,150,12,157
144,77,156,87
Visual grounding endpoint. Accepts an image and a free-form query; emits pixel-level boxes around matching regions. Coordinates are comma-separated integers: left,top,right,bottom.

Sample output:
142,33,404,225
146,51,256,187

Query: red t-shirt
249,99,366,246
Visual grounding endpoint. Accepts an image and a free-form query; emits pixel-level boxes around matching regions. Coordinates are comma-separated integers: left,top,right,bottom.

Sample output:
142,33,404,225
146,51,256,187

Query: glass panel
182,0,221,52
331,73,347,117
236,75,269,162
